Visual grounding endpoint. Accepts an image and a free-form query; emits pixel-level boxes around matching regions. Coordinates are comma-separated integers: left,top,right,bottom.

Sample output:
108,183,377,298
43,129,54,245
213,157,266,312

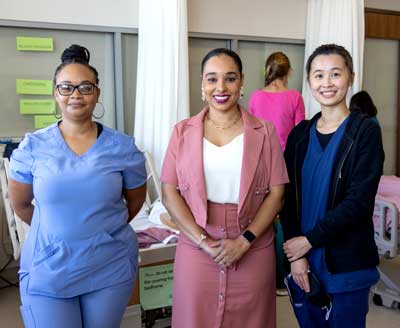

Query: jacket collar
293,111,368,214
296,111,367,146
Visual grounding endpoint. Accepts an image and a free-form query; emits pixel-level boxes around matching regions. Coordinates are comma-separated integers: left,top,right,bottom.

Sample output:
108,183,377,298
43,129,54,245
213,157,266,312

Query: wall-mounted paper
16,36,54,52
20,99,55,115
16,79,53,95
139,263,173,310
34,115,59,129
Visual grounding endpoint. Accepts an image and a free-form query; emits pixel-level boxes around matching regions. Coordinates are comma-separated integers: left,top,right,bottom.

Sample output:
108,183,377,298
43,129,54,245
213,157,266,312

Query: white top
203,134,243,204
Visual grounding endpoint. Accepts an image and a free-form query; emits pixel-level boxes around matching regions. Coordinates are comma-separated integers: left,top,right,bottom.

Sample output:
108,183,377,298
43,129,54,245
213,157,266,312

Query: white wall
187,0,307,39
365,0,400,11
0,0,307,39
1,1,399,40
0,0,140,28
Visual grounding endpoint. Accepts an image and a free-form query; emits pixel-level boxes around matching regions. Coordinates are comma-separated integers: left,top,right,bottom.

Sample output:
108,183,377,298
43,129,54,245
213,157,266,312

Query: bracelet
241,230,256,244
197,233,207,247
289,256,305,263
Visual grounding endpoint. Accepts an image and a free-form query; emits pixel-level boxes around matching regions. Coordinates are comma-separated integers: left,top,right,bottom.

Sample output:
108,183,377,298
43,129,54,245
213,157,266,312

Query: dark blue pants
287,277,370,328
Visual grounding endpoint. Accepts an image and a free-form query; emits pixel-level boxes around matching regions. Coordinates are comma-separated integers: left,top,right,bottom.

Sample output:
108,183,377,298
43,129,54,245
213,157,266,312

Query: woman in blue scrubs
8,44,147,328
281,44,384,327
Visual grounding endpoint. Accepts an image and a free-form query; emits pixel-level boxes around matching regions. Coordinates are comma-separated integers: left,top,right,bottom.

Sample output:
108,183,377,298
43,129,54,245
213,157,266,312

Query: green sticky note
16,36,54,52
34,115,59,129
139,263,174,310
20,99,55,115
16,79,53,95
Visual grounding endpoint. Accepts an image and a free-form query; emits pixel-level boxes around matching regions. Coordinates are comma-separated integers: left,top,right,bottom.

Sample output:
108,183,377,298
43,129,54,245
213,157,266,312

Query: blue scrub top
10,123,147,298
302,120,378,293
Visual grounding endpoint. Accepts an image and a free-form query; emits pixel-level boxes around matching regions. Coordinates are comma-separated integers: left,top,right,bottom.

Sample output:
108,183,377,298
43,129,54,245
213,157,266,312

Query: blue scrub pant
288,278,370,328
19,276,135,328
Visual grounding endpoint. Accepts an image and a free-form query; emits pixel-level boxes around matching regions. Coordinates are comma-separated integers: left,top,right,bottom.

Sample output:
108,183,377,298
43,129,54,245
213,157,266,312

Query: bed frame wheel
372,294,383,306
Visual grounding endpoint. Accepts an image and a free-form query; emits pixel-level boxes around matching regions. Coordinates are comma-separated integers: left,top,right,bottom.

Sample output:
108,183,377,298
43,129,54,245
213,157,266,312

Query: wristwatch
241,230,256,244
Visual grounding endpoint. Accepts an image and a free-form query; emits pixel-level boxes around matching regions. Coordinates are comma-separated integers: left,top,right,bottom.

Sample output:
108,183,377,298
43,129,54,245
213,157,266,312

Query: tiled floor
1,285,399,327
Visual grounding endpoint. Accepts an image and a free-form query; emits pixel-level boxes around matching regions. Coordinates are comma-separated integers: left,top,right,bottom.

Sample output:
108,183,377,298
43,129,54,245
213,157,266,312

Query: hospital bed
371,176,400,310
123,151,176,328
0,154,30,261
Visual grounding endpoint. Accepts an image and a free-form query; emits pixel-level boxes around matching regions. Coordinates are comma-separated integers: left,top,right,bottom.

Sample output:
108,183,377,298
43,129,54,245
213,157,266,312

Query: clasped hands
283,236,312,292
201,237,250,267
283,236,312,262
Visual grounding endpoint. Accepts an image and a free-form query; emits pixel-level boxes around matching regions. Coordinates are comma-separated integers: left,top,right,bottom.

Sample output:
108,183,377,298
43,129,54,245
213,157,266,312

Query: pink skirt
172,202,276,328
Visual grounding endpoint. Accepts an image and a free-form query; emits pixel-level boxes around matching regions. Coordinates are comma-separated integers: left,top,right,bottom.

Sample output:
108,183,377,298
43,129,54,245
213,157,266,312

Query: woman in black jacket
281,44,384,328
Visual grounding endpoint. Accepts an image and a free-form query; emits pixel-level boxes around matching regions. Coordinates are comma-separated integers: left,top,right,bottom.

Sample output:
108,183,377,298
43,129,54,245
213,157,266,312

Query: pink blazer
161,107,288,231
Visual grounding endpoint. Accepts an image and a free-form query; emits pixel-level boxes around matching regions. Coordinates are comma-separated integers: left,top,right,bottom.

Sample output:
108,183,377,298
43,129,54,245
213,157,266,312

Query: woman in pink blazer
161,48,288,328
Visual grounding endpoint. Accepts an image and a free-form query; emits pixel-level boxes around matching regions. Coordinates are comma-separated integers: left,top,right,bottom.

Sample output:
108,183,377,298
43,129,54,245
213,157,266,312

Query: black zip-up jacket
281,112,384,274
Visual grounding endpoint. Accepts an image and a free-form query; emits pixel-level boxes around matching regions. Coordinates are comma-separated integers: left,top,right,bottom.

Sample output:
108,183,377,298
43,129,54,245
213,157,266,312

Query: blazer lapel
182,108,208,226
238,109,265,215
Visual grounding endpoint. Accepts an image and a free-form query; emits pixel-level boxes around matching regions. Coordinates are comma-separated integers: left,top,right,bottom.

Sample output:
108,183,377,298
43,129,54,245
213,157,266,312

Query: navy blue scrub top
302,120,378,293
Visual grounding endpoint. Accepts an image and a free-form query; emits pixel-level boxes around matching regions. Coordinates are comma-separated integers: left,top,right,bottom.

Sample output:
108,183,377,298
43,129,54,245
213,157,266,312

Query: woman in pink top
249,52,305,297
249,52,305,151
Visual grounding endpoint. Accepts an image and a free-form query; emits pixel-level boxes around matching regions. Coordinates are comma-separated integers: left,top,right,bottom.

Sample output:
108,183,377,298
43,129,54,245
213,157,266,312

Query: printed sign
139,263,174,310
34,115,59,129
16,36,54,51
20,99,55,115
16,79,53,95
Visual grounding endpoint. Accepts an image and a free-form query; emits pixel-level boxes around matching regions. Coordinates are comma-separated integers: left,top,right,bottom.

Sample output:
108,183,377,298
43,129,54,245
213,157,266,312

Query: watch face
242,230,256,243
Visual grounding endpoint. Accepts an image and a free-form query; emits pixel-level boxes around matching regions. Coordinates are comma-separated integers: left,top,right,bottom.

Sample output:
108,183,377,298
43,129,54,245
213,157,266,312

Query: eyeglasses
56,83,98,96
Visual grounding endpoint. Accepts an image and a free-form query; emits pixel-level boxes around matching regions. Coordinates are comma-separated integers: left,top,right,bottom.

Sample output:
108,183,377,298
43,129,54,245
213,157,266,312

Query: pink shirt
249,89,305,150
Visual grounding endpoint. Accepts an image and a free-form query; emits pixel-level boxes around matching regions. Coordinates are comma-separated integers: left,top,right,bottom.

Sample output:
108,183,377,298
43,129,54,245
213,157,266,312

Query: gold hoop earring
93,102,105,119
201,87,206,102
53,105,62,120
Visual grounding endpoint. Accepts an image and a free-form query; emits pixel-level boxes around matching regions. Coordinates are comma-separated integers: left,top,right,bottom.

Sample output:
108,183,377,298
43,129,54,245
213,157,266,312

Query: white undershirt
203,134,243,204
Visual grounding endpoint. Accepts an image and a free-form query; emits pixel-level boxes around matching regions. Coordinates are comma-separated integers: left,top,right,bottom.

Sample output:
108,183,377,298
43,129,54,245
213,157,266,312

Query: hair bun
61,44,90,64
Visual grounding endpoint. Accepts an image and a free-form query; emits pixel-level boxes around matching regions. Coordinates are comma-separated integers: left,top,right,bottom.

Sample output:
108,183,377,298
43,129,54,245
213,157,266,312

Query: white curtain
134,0,190,174
302,0,365,118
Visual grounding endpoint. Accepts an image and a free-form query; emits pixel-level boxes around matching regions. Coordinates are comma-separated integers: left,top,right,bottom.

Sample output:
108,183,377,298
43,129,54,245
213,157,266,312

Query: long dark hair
349,90,378,117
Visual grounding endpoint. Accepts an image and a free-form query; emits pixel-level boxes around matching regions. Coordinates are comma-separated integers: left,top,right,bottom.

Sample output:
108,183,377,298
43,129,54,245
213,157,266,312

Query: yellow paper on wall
16,36,54,52
139,263,174,310
34,115,59,129
20,99,55,115
16,79,53,95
